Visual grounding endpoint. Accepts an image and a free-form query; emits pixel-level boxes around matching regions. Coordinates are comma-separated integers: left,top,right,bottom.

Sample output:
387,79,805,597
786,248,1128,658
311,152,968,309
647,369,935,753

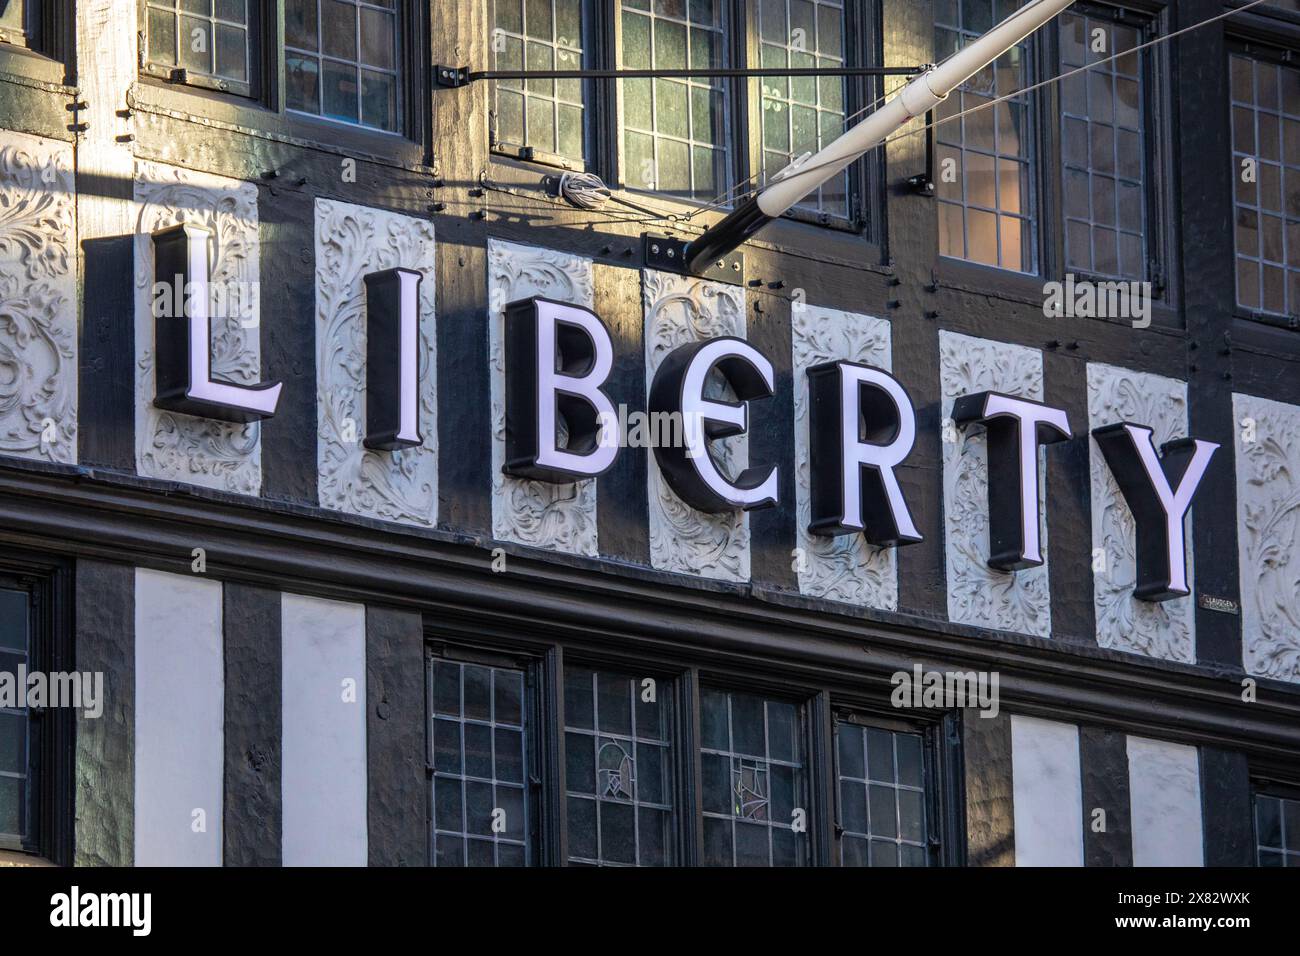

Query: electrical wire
484,0,1271,235
681,84,899,220
557,171,612,209
681,0,1272,223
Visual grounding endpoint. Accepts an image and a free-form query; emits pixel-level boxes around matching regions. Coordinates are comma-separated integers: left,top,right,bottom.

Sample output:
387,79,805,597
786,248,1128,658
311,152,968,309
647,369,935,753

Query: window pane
1256,793,1300,867
492,0,586,162
565,667,674,866
935,0,1037,272
621,0,729,202
286,1,402,133
700,689,809,866
146,0,250,85
1230,53,1300,316
428,659,532,866
286,0,320,51
1059,11,1147,281
0,586,31,846
836,722,929,866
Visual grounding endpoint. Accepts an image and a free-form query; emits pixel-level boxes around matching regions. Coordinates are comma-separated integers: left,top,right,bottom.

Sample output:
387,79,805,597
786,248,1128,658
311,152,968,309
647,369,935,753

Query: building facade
0,0,1298,867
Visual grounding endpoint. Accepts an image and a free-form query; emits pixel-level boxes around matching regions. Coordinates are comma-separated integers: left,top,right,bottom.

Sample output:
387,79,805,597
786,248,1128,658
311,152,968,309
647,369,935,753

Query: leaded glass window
564,667,674,866
758,0,850,219
491,0,586,164
621,0,731,202
700,689,808,866
0,587,32,849
835,721,928,866
144,0,253,91
1256,793,1300,866
285,0,402,133
428,658,532,866
935,0,1038,272
1229,52,1300,317
1059,9,1147,281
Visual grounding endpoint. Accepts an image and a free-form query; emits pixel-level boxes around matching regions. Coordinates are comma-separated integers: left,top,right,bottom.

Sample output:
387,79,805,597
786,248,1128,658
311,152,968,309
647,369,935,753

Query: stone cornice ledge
0,458,1295,767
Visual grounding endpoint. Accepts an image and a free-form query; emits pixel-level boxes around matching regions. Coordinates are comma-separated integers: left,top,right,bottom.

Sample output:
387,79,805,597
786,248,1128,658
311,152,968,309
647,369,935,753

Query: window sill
491,144,587,174
0,44,72,91
1232,313,1300,362
130,79,432,174
1234,308,1299,332
936,255,1046,305
0,848,55,867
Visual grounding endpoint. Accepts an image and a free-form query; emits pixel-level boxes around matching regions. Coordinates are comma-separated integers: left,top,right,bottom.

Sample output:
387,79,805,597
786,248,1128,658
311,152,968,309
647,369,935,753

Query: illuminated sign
147,242,1217,605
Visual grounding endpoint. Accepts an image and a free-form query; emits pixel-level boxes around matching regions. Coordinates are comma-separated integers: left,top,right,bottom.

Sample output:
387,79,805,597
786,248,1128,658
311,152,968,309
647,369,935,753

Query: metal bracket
435,65,470,88
643,234,744,286
907,108,936,197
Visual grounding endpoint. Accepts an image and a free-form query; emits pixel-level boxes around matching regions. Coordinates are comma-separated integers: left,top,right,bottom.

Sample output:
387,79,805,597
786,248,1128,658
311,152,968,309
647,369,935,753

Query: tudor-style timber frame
0,546,74,866
1,0,1299,866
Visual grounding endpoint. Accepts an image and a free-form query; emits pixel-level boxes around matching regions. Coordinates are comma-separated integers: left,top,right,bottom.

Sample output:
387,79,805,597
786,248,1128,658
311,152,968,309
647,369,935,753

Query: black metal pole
466,66,925,82
683,197,772,275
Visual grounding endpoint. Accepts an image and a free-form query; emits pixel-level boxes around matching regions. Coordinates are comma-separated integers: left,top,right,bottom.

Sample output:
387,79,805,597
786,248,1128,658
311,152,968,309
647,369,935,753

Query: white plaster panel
644,269,749,582
0,130,77,465
1234,392,1300,683
1126,735,1203,867
1010,715,1084,866
791,305,896,607
488,239,598,555
314,198,437,526
134,160,264,494
1087,362,1195,662
281,593,368,866
940,331,1051,636
134,568,224,866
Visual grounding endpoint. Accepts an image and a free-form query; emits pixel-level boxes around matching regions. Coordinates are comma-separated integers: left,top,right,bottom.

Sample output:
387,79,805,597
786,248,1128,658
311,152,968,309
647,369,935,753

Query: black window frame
934,0,1182,314
744,0,880,232
829,708,945,867
561,658,686,866
614,0,741,206
934,0,1047,279
424,621,954,867
486,0,884,240
424,639,548,867
695,680,817,866
488,0,600,171
1044,1,1174,300
139,0,264,99
134,0,430,159
0,551,73,865
1251,779,1300,866
1225,27,1300,331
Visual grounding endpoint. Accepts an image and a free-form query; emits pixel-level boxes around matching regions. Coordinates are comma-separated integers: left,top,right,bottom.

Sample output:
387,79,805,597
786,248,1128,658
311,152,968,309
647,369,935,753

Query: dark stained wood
962,709,1015,867
73,558,134,867
592,260,650,565
1079,724,1133,867
222,581,282,866
366,605,428,867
